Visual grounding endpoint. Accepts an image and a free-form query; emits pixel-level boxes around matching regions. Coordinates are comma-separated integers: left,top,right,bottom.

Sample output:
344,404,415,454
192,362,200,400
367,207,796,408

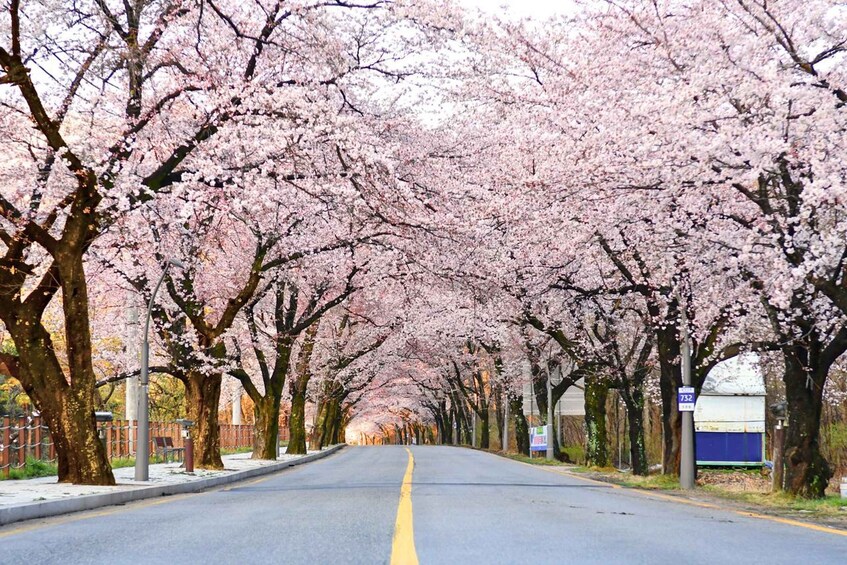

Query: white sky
460,0,579,19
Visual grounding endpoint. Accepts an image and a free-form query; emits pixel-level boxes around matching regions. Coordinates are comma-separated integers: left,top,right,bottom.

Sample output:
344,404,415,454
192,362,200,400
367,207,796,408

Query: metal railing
0,416,56,476
0,416,266,478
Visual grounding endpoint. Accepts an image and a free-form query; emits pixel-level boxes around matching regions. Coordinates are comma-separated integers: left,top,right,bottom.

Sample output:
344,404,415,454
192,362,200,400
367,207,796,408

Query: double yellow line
390,447,419,565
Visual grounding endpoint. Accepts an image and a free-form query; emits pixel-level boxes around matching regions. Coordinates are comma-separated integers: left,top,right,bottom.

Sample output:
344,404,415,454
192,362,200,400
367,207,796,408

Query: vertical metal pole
503,397,509,452
135,340,150,481
617,394,622,468
680,308,695,490
126,304,139,456
232,391,242,425
546,370,554,460
472,411,477,448
557,397,562,444
529,382,534,426
135,263,172,482
773,420,785,492
529,383,534,459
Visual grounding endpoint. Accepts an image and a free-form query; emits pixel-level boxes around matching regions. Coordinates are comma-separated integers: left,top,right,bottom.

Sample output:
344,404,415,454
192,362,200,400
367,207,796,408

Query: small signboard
678,386,696,412
530,425,550,452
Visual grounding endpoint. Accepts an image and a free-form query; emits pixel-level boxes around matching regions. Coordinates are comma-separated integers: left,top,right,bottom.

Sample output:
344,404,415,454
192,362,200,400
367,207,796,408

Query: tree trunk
443,407,454,444
5,311,114,485
657,328,682,475
38,387,114,485
325,399,342,446
184,371,223,469
494,389,505,449
252,395,281,460
622,388,648,476
287,323,318,455
310,399,328,451
335,403,345,444
585,373,610,468
510,394,529,455
479,407,490,449
783,346,831,497
288,383,308,455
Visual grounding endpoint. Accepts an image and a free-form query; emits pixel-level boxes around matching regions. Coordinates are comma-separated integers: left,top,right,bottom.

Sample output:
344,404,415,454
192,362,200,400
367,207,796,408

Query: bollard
176,419,195,473
184,436,194,473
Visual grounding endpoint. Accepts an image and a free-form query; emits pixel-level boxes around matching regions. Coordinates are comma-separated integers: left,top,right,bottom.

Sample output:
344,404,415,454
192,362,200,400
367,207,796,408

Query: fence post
48,423,55,462
117,420,124,458
34,417,43,460
16,416,26,468
2,416,10,478
133,421,138,458
104,423,111,460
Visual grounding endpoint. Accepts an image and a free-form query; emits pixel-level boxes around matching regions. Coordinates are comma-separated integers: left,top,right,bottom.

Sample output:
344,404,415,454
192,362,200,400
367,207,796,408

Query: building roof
701,353,766,396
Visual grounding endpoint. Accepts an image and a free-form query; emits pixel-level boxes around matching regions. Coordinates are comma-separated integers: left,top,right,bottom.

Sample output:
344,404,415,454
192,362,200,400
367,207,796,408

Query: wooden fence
0,416,271,478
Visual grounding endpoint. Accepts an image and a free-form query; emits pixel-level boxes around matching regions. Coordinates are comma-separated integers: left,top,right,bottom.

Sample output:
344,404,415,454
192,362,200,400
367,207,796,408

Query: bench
153,436,185,462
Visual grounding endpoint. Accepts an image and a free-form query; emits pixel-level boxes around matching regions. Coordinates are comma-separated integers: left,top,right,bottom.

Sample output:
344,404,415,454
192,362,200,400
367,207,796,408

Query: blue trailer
694,356,766,467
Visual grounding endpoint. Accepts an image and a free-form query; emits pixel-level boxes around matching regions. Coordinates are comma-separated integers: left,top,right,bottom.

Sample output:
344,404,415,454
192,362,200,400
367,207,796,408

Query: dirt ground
696,469,771,493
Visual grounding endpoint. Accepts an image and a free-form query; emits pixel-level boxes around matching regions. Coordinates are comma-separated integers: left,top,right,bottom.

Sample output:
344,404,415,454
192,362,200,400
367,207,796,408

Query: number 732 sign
678,387,696,412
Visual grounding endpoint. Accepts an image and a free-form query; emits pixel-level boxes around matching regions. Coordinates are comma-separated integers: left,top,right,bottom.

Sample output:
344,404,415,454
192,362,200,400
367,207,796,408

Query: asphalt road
2,445,847,564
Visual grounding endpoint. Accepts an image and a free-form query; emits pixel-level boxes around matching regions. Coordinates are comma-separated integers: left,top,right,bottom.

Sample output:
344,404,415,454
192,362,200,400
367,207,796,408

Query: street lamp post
680,304,695,490
135,259,184,482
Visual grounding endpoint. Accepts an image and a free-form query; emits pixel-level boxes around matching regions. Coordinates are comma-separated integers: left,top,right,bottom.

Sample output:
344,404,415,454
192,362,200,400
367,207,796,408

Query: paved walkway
1,449,314,507
0,446,341,525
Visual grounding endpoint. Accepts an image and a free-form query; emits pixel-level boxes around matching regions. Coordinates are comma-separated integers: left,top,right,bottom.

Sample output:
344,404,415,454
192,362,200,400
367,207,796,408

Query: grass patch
502,453,570,466
700,488,847,516
111,457,136,469
221,446,253,456
1,457,58,480
562,445,585,465
617,473,681,490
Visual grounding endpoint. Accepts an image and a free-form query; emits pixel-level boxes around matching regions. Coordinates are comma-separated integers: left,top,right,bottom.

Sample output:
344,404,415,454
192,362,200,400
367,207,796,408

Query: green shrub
562,445,586,465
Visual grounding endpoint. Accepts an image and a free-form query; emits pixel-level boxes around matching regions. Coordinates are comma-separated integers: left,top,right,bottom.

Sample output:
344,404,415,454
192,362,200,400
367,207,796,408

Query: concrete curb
0,444,345,527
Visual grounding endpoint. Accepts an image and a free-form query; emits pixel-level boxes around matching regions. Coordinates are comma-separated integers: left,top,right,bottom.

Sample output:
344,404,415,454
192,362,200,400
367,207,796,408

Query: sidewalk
0,445,344,526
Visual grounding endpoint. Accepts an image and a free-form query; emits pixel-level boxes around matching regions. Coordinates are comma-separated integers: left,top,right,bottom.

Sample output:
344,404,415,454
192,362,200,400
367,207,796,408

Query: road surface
2,446,846,564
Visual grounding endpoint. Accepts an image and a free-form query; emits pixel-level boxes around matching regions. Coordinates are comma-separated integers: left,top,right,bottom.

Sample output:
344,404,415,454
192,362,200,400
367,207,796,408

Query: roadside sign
678,386,696,412
530,425,550,452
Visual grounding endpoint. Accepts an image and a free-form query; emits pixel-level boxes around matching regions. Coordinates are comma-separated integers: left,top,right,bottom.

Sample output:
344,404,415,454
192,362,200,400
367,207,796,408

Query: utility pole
680,305,695,490
529,382,534,459
472,410,477,448
232,390,242,425
502,396,509,451
125,303,140,455
773,421,785,491
546,369,553,460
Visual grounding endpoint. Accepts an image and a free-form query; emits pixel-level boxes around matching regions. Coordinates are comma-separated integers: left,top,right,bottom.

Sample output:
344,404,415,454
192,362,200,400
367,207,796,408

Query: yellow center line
390,447,419,565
